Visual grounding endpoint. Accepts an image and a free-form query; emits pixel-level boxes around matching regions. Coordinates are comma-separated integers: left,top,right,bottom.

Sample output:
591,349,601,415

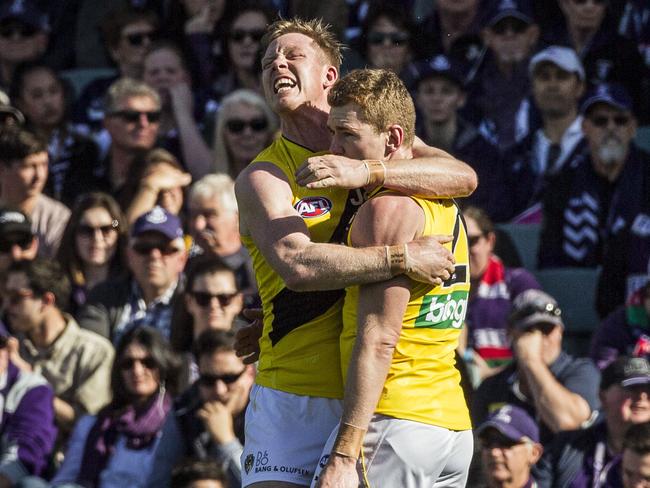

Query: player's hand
404,235,455,285
296,155,368,189
315,454,359,488
235,309,263,364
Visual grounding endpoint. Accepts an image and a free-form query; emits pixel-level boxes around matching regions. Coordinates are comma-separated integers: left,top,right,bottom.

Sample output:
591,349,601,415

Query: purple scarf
76,392,172,488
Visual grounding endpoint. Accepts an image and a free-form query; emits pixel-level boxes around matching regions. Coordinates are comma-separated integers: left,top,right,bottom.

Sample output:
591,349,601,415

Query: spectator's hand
404,235,455,285
169,82,195,119
513,329,544,364
315,454,358,488
235,309,263,364
184,2,222,34
197,399,236,445
6,337,31,372
296,155,368,189
142,165,192,193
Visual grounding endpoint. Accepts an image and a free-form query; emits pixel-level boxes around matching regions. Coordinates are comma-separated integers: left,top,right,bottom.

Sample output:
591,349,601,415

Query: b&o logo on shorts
294,197,332,219
244,453,254,474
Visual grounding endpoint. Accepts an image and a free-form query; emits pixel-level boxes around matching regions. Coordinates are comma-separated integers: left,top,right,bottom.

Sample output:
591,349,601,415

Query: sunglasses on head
510,302,562,328
229,28,265,43
77,222,118,239
131,241,181,256
191,291,238,307
120,356,157,371
491,18,530,35
198,369,246,386
124,31,156,47
0,236,32,253
108,110,161,124
226,118,268,134
0,22,37,39
367,31,410,46
589,114,630,128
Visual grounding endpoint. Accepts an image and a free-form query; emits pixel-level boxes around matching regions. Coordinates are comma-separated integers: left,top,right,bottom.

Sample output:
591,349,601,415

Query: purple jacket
591,305,650,369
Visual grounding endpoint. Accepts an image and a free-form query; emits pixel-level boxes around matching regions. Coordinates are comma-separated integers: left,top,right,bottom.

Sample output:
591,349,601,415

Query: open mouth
274,76,297,94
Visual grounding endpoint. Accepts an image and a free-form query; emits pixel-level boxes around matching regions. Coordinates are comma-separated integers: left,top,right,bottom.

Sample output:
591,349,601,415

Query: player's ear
385,124,404,154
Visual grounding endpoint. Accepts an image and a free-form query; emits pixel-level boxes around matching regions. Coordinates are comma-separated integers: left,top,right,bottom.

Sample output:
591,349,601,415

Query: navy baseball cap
484,0,535,27
581,83,634,115
601,357,650,390
477,404,540,443
508,289,563,330
0,0,50,32
130,206,183,241
410,54,465,89
0,208,32,240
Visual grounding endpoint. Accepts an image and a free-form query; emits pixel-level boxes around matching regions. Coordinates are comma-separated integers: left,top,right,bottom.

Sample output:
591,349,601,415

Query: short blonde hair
189,174,238,215
105,78,160,113
262,17,343,70
328,69,415,147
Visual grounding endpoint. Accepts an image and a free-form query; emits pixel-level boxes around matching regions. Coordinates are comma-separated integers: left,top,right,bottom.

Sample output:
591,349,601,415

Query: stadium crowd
0,0,648,487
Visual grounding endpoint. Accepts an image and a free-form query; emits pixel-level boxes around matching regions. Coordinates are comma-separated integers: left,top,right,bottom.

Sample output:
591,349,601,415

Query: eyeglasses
0,23,37,39
120,356,157,371
77,222,118,239
491,18,530,35
571,0,607,5
3,288,35,306
131,241,181,256
229,28,265,43
468,234,485,248
0,236,32,253
198,369,246,386
108,110,161,124
589,115,630,128
191,291,238,307
225,117,268,134
124,31,157,47
367,31,410,46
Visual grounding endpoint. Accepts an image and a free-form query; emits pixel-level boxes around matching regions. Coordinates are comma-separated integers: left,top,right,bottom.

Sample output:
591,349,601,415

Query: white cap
529,46,585,81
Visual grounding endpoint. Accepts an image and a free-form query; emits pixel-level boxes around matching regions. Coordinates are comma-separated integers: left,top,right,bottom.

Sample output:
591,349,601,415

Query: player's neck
280,105,332,152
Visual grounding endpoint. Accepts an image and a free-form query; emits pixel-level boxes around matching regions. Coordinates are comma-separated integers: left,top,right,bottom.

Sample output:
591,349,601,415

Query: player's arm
235,163,455,291
296,137,477,197
317,195,421,488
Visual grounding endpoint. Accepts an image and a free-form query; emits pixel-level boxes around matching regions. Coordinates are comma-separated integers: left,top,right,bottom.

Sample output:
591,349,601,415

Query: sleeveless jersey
241,136,364,398
341,193,472,430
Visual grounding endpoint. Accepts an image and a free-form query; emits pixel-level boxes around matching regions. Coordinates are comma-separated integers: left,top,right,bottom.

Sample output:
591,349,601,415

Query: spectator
476,404,543,488
0,103,24,127
502,46,586,221
46,326,181,488
0,0,49,92
410,55,503,218
461,206,541,384
618,1,650,70
142,41,214,180
149,329,254,488
170,459,228,488
0,207,38,275
467,0,540,149
621,421,650,488
187,175,257,305
56,192,128,314
0,126,70,259
473,289,601,444
99,78,161,209
535,356,650,487
10,62,101,207
4,258,113,436
591,281,650,369
78,206,187,343
0,325,56,485
212,89,277,179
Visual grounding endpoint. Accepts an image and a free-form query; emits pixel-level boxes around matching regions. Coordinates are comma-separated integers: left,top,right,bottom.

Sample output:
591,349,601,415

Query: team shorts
311,414,474,488
241,384,343,487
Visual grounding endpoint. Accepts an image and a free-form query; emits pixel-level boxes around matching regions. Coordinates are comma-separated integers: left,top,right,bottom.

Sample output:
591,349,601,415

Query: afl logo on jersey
294,197,332,219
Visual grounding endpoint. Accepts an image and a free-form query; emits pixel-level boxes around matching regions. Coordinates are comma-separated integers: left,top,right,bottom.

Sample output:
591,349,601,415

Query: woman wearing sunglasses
212,88,277,178
56,192,127,315
45,326,181,488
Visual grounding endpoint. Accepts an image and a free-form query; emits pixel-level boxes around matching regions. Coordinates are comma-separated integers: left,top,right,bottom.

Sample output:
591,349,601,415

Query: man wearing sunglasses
149,329,254,488
78,206,187,343
473,289,601,445
0,207,37,276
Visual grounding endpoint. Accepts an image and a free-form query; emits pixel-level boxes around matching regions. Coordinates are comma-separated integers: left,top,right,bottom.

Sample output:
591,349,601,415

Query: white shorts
311,414,474,488
241,384,343,487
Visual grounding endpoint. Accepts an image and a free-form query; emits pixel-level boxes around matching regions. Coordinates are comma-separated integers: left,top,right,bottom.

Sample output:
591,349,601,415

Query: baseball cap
581,83,633,115
0,208,33,240
477,404,540,444
508,289,563,330
601,357,650,390
130,206,183,241
0,0,50,32
0,105,25,126
484,0,535,27
529,46,585,81
410,54,465,89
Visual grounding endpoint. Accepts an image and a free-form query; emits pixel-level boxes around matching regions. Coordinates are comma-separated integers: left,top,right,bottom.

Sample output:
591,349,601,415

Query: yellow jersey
341,192,472,430
241,136,365,398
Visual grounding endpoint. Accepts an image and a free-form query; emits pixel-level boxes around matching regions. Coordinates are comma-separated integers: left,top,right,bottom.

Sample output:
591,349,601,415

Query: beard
597,135,627,166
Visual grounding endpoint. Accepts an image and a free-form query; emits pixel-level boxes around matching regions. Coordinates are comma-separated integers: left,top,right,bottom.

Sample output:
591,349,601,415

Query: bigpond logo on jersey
415,290,469,329
294,196,332,219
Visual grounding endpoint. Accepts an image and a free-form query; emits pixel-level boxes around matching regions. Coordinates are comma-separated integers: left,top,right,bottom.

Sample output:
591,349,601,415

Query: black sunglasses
120,356,157,371
124,31,157,47
132,241,181,256
191,291,238,307
468,234,485,248
78,222,118,239
198,369,246,386
0,236,32,253
226,117,268,134
229,28,265,43
108,110,161,124
589,115,630,128
0,23,37,38
491,18,530,35
367,31,410,46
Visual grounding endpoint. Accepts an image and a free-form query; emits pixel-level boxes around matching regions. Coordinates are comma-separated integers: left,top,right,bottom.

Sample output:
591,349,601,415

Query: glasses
0,23,37,39
0,236,32,253
77,222,118,239
468,234,486,248
571,0,607,5
132,241,181,256
3,288,35,306
491,18,530,35
198,369,246,386
589,115,630,128
229,28,265,43
124,31,156,47
367,31,410,46
225,118,268,134
120,356,157,371
108,110,161,124
191,291,238,307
